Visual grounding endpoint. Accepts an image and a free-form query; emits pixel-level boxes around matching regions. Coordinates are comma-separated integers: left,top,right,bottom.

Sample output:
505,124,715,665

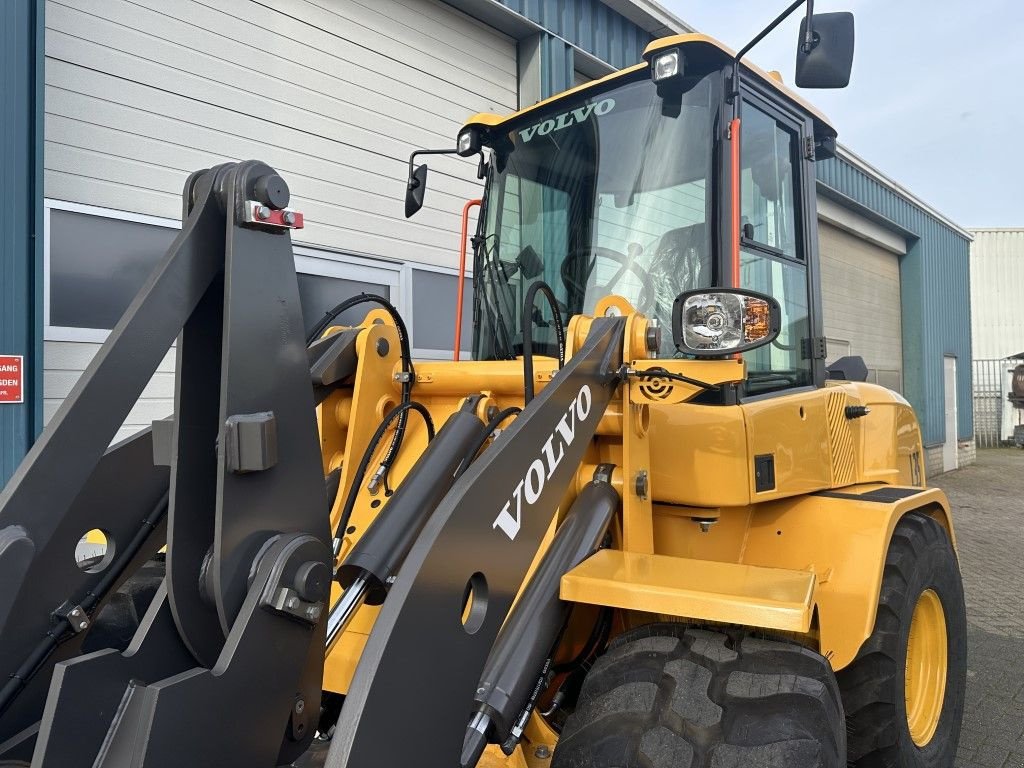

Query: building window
408,267,473,359
47,206,178,338
45,201,403,344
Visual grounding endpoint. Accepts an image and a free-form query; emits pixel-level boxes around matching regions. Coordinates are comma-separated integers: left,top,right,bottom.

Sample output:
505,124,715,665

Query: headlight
672,289,781,356
457,128,481,157
651,49,683,82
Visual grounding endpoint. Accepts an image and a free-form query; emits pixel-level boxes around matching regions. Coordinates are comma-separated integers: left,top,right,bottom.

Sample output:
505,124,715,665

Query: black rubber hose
306,293,414,492
334,401,435,543
0,490,169,718
521,281,565,405
455,406,521,478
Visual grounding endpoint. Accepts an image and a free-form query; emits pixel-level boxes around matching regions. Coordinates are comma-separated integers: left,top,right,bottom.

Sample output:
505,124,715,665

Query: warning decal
0,355,24,404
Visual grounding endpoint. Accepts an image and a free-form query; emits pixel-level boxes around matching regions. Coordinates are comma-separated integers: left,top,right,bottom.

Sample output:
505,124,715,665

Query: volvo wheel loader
0,3,966,767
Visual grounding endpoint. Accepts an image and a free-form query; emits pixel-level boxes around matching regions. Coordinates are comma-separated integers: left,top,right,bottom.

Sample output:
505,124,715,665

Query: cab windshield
473,73,719,360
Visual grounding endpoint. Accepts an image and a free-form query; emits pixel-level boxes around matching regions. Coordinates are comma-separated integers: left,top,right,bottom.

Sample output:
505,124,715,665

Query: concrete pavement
931,449,1024,768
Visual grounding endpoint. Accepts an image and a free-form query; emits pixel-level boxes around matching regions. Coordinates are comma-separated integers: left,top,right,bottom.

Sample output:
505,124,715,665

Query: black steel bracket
0,161,329,767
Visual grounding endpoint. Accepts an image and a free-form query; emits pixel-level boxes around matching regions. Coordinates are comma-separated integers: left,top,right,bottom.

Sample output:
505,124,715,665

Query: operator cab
407,16,854,399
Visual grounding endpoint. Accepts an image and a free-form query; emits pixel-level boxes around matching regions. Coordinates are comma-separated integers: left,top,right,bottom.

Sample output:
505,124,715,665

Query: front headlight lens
674,291,779,354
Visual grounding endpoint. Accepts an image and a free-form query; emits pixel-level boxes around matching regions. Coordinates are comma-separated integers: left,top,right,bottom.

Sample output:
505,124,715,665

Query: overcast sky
661,0,1023,227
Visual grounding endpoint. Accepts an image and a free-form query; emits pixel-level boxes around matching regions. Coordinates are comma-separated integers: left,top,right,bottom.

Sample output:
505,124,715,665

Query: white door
943,356,958,472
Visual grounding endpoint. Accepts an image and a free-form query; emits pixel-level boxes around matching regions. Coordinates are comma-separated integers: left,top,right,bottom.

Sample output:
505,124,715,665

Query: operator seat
647,222,710,339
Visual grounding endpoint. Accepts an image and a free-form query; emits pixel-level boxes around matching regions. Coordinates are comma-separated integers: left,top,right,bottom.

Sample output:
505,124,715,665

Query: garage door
818,221,903,392
44,0,518,267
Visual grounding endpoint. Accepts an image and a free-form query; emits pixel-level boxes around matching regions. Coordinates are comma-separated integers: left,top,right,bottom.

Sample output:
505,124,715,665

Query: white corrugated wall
970,229,1024,360
43,0,518,438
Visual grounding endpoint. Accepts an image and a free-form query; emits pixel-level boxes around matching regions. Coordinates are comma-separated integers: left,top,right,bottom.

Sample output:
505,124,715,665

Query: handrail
454,198,482,361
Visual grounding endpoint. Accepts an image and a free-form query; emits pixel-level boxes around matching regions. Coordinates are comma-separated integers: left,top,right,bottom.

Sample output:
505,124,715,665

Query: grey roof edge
599,0,694,37
836,144,973,241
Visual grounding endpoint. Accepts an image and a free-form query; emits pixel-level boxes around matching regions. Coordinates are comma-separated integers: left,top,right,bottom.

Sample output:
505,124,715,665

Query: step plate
561,550,816,632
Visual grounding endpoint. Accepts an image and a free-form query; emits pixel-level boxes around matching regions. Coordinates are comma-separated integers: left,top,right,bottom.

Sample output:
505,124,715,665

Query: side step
560,550,816,632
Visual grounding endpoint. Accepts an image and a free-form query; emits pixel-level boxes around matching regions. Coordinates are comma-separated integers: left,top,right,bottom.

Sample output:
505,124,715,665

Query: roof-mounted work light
457,127,482,157
650,48,684,83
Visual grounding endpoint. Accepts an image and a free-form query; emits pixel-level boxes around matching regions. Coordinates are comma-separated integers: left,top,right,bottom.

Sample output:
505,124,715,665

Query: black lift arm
0,161,331,767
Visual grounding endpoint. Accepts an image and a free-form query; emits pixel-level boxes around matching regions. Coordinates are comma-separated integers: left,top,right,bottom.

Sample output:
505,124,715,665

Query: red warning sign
0,356,24,404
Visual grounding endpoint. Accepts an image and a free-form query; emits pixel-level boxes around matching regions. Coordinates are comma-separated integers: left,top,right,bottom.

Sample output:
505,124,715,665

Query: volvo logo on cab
492,385,594,541
518,99,616,144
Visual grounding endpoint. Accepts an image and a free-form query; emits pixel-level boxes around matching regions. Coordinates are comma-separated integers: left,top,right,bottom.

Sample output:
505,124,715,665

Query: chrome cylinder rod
325,573,369,653
460,711,492,768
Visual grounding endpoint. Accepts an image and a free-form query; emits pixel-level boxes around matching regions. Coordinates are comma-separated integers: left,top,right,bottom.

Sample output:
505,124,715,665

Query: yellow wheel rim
905,589,947,746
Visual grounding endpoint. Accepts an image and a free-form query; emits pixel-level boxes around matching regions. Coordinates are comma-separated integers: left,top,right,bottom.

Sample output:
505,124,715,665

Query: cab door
736,90,832,499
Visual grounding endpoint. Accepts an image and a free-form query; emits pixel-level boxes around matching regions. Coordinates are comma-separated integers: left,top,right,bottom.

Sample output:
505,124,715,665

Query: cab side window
739,102,812,393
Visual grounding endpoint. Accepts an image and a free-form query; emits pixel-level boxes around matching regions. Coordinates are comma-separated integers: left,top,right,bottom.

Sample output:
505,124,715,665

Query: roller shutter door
818,221,903,392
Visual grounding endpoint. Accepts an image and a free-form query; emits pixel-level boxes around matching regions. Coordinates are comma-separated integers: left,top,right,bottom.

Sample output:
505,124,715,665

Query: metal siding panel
40,0,517,441
0,0,43,486
44,0,516,261
970,230,1024,360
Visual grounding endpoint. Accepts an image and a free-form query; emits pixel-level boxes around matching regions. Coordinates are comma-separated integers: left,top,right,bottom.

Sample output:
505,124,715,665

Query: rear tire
837,512,967,768
552,624,846,768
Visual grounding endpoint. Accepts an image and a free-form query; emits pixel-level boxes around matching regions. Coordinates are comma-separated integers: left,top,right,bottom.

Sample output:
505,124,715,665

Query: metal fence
973,359,1014,448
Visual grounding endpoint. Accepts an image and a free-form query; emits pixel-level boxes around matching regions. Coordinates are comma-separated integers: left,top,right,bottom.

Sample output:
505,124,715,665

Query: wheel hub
905,588,948,746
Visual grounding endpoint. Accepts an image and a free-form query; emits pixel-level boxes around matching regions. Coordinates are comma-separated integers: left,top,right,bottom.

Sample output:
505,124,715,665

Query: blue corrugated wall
0,0,44,488
817,158,973,447
495,0,650,69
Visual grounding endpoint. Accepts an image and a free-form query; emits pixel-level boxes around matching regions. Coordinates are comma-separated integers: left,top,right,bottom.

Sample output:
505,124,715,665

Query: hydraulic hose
326,399,487,651
333,401,435,545
455,406,521,478
0,490,169,718
521,281,565,405
307,293,414,492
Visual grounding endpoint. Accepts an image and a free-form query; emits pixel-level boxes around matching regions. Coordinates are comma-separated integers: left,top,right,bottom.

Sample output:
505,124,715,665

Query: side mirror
672,288,781,356
515,245,544,280
795,12,855,88
405,164,428,218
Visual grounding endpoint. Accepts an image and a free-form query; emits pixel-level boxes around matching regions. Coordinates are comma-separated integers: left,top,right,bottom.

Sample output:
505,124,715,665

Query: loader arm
327,315,626,768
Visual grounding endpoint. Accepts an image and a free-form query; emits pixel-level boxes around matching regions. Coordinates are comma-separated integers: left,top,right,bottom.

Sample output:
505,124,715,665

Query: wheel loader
0,3,966,767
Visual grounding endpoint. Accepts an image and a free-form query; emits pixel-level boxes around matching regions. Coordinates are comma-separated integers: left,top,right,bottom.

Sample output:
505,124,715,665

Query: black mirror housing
795,12,855,88
405,164,428,218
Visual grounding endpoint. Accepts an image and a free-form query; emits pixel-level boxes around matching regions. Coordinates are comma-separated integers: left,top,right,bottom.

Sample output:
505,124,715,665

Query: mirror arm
801,0,816,52
407,148,460,189
729,0,809,103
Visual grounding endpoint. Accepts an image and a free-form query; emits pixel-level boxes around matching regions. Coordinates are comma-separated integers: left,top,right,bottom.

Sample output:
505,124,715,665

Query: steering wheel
560,246,656,315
